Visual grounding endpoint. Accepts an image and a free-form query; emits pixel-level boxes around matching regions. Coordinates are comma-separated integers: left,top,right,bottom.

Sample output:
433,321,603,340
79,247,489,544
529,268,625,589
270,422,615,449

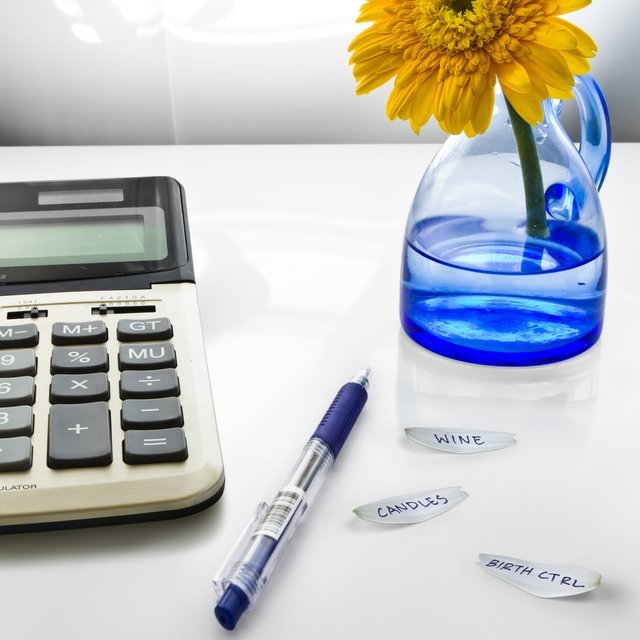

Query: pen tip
351,367,372,390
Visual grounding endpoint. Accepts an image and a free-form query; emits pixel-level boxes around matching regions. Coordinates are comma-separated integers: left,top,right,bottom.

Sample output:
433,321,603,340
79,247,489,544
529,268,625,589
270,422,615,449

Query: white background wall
0,0,637,145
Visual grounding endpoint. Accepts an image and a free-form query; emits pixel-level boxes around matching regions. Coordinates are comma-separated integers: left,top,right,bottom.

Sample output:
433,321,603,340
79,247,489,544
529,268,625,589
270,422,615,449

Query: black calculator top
0,176,194,295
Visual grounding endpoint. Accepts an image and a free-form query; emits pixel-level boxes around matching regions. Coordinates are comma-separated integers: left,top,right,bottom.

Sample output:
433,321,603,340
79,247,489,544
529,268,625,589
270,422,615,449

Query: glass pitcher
400,75,611,367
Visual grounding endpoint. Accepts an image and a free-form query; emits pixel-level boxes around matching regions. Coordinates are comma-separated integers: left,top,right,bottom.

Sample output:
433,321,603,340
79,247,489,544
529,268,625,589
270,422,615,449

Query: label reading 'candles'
479,554,602,598
353,486,468,525
405,427,516,454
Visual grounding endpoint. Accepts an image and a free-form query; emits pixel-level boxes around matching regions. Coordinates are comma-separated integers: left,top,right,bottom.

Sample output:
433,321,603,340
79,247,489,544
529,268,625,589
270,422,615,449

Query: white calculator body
0,177,224,532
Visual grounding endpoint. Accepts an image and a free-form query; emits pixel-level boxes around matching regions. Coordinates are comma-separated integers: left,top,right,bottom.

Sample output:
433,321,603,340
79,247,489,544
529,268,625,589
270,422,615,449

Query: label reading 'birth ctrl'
479,554,602,598
353,486,468,525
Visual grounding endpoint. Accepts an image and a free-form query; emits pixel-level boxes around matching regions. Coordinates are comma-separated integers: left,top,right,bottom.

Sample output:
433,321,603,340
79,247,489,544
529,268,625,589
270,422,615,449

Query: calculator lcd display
0,207,168,267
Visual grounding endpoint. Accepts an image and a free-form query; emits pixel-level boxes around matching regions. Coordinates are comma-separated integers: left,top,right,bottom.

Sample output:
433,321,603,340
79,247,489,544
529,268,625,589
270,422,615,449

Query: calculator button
0,436,33,472
118,343,177,371
0,406,33,437
48,402,112,469
51,321,107,345
123,428,188,464
50,373,110,404
0,324,38,348
121,398,184,430
0,349,37,377
120,369,180,399
51,346,109,374
117,318,173,342
0,377,36,407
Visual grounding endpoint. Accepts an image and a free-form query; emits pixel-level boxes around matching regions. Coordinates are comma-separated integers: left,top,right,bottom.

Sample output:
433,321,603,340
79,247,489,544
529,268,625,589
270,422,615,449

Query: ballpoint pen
213,368,371,630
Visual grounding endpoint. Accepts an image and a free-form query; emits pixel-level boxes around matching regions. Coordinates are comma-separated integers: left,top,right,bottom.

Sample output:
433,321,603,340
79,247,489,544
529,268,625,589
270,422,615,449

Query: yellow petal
495,60,532,93
554,17,598,55
553,0,592,16
470,70,487,96
560,50,591,75
456,85,478,129
502,85,544,126
525,42,573,88
410,73,438,128
471,82,495,134
443,74,463,110
463,121,478,137
440,108,464,135
433,80,447,120
521,52,574,93
349,36,394,63
356,66,399,94
355,0,391,23
348,25,386,53
353,53,394,80
395,60,420,88
386,82,417,120
534,20,579,50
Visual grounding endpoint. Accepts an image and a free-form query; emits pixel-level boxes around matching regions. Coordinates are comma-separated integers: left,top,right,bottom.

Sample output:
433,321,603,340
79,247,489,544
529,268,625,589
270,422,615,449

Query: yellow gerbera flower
349,0,597,136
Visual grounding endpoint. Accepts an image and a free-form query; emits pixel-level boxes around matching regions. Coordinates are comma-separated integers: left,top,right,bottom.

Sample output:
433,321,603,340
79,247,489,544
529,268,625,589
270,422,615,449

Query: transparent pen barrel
213,438,334,607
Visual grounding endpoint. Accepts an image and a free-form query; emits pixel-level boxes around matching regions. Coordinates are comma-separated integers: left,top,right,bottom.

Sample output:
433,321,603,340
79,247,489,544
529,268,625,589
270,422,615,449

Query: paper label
253,486,305,541
479,554,602,598
353,486,468,525
405,427,516,454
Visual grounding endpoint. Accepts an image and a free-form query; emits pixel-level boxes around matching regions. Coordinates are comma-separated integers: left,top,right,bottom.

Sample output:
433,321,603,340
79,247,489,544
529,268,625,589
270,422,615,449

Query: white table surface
1,144,638,640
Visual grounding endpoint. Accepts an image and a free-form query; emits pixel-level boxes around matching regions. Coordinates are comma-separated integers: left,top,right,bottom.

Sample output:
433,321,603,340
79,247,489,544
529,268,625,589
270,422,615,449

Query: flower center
449,0,473,12
412,0,512,52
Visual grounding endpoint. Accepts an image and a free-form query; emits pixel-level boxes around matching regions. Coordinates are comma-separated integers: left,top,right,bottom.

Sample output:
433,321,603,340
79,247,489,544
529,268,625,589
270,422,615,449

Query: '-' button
121,398,184,430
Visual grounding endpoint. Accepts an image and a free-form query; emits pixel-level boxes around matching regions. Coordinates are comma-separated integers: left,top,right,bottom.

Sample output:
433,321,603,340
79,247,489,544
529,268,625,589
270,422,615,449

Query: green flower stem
505,98,549,239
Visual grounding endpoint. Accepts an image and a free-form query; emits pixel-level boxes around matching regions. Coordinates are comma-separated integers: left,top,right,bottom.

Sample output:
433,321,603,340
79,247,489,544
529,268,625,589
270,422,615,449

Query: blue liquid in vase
401,216,606,366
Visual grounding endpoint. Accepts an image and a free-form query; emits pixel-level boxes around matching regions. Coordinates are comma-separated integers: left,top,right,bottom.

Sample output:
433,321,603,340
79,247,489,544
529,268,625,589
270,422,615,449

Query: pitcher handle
573,74,611,191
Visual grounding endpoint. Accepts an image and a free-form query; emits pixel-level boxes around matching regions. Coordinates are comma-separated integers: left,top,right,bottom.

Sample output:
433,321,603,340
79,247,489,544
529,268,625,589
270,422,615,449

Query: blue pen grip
311,382,368,459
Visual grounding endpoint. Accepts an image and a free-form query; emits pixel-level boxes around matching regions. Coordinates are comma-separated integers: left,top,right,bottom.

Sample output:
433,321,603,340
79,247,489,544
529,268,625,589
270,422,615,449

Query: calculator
0,176,224,532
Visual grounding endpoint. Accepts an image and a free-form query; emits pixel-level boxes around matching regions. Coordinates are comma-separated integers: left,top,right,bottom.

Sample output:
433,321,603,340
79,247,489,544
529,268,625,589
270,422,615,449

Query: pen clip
213,502,269,598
